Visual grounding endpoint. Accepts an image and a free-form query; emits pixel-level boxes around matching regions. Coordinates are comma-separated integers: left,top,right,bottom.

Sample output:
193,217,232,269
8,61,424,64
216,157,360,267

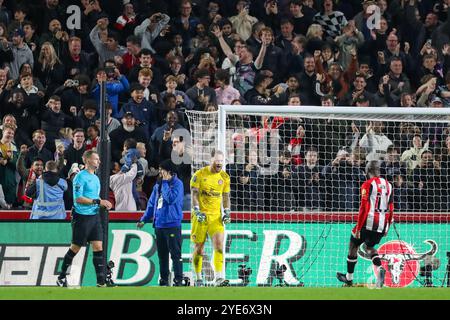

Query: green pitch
0,287,450,300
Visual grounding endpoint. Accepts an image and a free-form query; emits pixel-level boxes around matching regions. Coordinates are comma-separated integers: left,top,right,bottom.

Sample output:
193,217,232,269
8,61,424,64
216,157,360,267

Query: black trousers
155,227,183,283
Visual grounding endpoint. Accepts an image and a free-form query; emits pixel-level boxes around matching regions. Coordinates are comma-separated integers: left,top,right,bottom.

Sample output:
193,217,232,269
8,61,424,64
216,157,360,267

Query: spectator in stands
57,74,91,115
113,2,136,40
96,102,120,136
74,99,97,131
229,149,264,211
17,145,44,208
412,150,447,211
296,146,325,212
85,125,99,151
3,90,38,147
27,160,67,219
150,111,184,166
305,24,326,55
382,57,412,107
109,112,147,164
40,96,73,150
186,68,217,110
266,149,299,211
34,42,64,97
401,135,430,174
92,65,129,118
63,128,85,178
244,72,284,105
214,69,240,105
135,12,170,54
323,146,366,211
62,37,92,79
3,28,34,80
211,24,266,96
0,124,18,206
380,145,405,182
89,16,127,65
288,123,305,166
171,0,200,45
120,35,141,75
258,27,285,82
110,161,138,211
297,54,319,105
439,135,450,171
24,129,53,169
359,121,393,161
7,5,27,35
160,75,193,110
38,19,69,59
128,48,162,85
134,68,161,108
289,0,315,36
276,18,295,54
229,0,258,41
118,83,157,139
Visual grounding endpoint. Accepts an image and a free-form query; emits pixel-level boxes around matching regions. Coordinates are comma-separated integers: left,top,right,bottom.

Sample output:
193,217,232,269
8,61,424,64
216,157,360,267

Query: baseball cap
12,28,25,38
431,96,443,104
123,111,135,118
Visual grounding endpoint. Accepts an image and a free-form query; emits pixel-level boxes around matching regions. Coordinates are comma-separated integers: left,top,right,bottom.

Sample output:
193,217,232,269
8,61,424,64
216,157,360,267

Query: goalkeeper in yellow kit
190,150,231,287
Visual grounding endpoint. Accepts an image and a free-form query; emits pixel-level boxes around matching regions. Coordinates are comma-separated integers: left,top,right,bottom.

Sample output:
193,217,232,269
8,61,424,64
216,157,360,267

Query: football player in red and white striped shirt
337,161,394,288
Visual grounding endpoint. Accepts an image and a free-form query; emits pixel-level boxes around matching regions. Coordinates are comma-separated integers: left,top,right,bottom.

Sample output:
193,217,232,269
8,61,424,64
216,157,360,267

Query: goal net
186,106,450,288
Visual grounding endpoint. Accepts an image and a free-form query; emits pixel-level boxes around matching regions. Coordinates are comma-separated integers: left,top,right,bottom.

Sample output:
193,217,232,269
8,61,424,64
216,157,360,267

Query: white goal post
186,106,450,287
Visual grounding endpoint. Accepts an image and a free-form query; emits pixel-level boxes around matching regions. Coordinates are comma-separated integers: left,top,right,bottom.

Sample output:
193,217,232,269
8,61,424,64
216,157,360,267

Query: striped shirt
353,177,394,234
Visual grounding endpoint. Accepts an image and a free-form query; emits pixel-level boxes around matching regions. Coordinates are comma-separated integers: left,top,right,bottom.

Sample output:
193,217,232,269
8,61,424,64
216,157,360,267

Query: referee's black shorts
350,228,383,248
71,211,103,247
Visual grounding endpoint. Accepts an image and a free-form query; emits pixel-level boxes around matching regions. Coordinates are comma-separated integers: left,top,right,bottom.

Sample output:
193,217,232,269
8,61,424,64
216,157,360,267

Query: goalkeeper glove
193,206,206,223
222,208,231,224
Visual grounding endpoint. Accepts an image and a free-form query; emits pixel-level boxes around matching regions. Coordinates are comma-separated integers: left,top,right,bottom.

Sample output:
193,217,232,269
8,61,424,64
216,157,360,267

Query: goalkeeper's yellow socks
193,252,203,279
213,249,224,276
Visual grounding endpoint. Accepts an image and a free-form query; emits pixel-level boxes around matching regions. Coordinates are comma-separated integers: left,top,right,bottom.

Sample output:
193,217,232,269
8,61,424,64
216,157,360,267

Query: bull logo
358,240,438,287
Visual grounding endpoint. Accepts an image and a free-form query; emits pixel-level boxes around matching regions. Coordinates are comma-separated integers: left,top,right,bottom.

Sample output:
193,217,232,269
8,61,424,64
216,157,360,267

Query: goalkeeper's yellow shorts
190,213,224,244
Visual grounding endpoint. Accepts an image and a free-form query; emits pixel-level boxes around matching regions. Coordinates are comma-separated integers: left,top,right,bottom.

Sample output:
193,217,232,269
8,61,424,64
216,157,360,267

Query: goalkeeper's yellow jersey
190,166,230,217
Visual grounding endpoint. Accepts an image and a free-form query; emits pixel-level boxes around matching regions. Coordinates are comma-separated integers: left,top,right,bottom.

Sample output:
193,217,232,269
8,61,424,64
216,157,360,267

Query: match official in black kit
57,150,113,287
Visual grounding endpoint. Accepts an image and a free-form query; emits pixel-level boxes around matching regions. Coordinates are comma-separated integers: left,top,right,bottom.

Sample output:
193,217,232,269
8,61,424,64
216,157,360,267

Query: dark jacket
109,126,148,163
24,145,53,169
40,109,74,143
118,99,158,139
62,144,85,178
140,175,184,229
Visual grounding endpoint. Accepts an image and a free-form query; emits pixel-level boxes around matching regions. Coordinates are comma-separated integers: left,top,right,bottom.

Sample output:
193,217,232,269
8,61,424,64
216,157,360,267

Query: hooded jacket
27,171,67,219
140,175,184,229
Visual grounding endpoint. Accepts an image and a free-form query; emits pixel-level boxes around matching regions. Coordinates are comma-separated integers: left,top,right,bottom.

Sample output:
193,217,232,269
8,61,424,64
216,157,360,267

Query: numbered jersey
353,177,394,234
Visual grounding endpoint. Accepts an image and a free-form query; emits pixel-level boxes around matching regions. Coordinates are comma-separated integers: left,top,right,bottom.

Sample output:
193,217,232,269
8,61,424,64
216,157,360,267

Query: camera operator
137,160,184,286
92,62,130,118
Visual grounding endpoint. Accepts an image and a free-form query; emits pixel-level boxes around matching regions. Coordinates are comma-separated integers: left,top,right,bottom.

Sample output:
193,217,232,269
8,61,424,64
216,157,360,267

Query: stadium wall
0,212,448,288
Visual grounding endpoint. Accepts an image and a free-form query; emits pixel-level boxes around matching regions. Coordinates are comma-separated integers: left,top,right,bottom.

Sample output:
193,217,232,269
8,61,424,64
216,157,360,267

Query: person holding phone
229,0,258,41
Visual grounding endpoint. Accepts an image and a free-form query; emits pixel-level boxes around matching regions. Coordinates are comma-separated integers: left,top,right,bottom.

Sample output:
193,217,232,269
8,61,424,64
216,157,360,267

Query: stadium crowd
0,0,450,214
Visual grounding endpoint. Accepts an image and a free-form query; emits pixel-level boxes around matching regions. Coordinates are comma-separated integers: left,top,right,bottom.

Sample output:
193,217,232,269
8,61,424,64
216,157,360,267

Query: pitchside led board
0,219,447,288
